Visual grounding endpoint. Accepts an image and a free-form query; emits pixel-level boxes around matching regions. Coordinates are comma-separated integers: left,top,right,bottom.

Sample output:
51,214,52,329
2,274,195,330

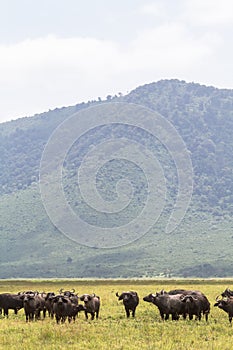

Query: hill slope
0,79,233,278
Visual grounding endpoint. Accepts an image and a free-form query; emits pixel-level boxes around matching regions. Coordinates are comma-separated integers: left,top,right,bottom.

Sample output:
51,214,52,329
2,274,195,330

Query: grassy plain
0,279,232,350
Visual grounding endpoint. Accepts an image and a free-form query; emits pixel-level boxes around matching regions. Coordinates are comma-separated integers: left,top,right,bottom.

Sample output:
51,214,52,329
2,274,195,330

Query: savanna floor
0,279,232,350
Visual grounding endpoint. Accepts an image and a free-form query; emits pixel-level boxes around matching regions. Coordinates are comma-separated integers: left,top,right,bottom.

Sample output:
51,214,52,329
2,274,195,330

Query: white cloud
130,24,212,65
0,11,232,124
140,3,164,16
183,0,233,25
140,0,233,26
0,36,121,122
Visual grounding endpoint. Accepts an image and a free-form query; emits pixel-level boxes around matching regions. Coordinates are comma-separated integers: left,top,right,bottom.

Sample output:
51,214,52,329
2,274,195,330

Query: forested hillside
124,80,233,215
0,79,233,278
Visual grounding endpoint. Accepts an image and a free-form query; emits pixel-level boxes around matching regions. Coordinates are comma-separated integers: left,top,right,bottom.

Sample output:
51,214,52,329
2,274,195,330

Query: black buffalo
45,292,55,318
69,304,86,322
52,295,86,323
148,289,210,321
35,293,46,319
52,295,72,324
20,293,39,321
59,289,77,298
0,293,23,317
180,295,201,320
180,294,210,321
20,292,47,321
116,291,139,318
79,294,100,320
218,288,233,298
214,298,233,323
167,289,207,297
143,292,185,320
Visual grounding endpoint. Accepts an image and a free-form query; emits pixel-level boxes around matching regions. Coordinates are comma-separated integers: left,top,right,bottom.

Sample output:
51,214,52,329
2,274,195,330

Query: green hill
0,79,233,278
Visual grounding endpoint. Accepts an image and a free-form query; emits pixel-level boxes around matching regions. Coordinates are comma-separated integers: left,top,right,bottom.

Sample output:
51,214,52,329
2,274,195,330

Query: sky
0,0,232,123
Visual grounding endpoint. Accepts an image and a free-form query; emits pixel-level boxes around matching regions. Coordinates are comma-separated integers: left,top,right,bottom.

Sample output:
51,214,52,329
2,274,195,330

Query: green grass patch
0,279,233,349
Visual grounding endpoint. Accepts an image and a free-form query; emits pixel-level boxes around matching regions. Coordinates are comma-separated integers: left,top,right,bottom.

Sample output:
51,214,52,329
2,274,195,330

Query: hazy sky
0,0,232,123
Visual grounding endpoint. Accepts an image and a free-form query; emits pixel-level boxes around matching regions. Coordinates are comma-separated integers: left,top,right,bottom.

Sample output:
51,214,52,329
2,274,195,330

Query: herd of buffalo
0,287,233,324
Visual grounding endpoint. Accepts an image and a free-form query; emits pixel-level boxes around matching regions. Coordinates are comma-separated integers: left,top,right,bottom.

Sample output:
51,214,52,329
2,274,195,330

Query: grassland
0,279,232,350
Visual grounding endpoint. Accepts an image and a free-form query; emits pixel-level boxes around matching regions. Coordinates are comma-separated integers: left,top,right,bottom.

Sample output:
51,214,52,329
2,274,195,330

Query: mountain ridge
0,79,233,278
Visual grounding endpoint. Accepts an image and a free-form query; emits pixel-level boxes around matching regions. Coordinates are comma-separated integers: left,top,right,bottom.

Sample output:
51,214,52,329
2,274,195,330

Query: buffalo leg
172,313,179,321
4,309,9,317
125,307,130,318
159,310,164,320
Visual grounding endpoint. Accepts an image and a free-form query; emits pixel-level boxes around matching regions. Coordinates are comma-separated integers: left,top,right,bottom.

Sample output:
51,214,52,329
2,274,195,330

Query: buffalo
20,291,47,321
143,292,185,320
59,289,76,298
180,295,201,320
0,293,23,317
164,289,210,321
35,292,47,319
79,294,100,320
180,294,210,321
20,293,39,322
168,289,207,298
144,289,210,321
218,288,233,299
45,292,55,318
58,289,79,307
167,289,187,295
214,298,233,323
52,295,72,324
52,295,86,324
116,291,139,318
68,304,86,322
